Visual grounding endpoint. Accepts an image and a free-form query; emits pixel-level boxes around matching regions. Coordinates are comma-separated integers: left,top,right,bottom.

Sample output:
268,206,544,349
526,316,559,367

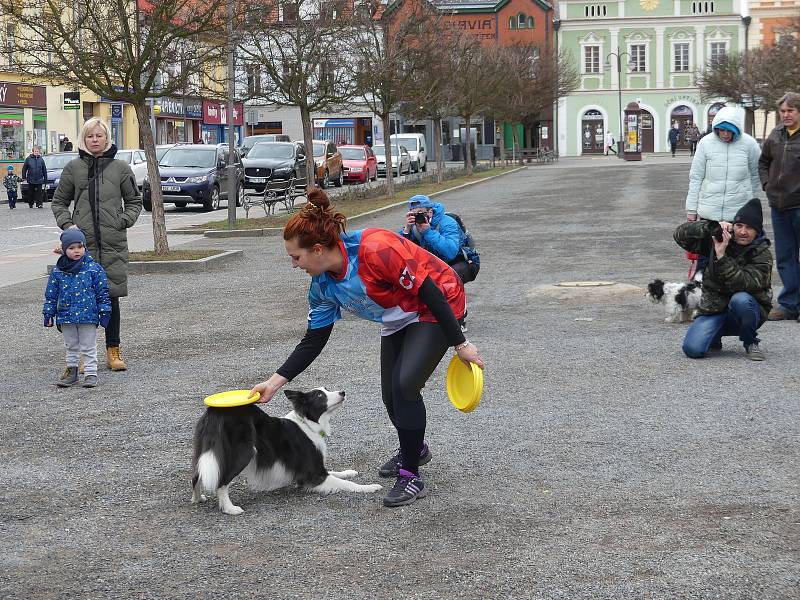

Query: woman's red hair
283,189,346,248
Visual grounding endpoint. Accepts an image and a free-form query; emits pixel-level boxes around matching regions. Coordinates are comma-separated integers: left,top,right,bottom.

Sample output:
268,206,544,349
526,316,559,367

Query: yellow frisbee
204,390,260,408
446,356,483,413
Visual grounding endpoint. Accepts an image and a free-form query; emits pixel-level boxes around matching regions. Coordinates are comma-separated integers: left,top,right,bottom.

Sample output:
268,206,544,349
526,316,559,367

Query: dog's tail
196,450,221,493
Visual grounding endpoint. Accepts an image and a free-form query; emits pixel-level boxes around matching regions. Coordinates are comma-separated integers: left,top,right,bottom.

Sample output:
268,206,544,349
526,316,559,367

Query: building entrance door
670,105,693,150
640,110,654,153
707,102,725,131
581,110,604,154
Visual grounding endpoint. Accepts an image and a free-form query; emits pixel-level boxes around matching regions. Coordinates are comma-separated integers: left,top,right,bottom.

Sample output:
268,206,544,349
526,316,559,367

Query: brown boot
106,346,127,371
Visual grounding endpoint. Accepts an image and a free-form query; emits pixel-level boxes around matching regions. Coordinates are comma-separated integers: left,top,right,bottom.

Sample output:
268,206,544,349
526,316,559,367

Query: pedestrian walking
687,123,701,156
675,199,773,361
604,131,617,155
758,91,800,321
51,117,142,372
4,165,20,209
249,189,485,508
43,229,112,388
668,123,681,157
22,145,47,208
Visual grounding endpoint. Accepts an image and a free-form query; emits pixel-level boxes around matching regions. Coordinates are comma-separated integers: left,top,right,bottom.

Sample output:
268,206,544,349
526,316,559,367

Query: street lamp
604,49,633,158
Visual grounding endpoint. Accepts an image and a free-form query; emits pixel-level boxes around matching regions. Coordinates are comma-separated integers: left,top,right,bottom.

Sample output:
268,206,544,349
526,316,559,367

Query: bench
513,147,558,165
242,176,308,218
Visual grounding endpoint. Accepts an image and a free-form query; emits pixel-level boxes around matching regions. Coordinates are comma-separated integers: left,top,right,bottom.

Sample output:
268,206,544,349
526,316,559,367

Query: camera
414,212,428,225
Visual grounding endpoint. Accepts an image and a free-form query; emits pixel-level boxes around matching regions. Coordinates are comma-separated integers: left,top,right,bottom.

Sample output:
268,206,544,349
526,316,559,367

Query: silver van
240,134,292,157
390,133,427,173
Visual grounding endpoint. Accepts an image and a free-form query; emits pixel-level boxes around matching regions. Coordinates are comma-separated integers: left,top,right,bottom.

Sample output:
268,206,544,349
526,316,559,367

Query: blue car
142,143,243,211
21,152,78,203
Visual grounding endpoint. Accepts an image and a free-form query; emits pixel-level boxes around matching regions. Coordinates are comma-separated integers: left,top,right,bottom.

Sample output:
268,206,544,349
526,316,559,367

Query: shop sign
202,100,243,125
443,17,497,42
664,94,698,107
63,91,80,110
0,117,23,126
0,82,47,109
185,100,203,119
156,97,185,117
313,118,355,128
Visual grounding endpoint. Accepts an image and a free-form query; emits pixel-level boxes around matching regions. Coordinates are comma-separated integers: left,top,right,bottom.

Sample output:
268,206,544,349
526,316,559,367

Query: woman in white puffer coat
685,106,761,223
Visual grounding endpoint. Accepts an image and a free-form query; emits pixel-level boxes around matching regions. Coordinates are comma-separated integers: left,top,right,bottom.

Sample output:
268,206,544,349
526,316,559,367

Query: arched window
527,16,534,28
509,16,516,30
518,13,526,29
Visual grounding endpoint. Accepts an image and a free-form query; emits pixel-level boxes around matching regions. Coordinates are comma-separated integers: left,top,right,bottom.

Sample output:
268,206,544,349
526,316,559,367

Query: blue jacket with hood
42,253,111,325
685,106,761,222
399,200,465,263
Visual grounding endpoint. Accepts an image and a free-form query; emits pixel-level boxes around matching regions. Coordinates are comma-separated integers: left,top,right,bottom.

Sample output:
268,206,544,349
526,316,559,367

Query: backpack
444,212,480,282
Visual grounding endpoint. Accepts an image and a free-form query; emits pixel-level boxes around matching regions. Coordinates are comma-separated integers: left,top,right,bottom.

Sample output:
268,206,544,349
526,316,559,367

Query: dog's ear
283,389,306,409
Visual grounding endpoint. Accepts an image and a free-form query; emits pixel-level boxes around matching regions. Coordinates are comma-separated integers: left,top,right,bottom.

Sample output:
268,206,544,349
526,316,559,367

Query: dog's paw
222,505,244,516
191,493,208,504
338,469,358,479
362,484,383,493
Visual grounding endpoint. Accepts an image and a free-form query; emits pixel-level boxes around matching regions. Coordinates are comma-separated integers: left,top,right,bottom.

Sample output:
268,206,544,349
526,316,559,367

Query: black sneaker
378,443,432,478
745,343,765,361
383,470,428,507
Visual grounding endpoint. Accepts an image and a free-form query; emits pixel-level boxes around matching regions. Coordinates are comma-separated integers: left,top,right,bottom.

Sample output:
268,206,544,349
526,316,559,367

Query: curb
128,250,243,274
189,166,526,239
45,250,244,276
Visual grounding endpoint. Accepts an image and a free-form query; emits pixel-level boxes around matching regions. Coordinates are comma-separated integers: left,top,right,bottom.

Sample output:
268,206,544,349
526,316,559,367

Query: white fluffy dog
646,274,703,323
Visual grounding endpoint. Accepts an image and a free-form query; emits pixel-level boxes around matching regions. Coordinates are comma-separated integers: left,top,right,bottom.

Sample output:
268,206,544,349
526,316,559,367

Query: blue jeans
682,292,763,358
771,206,800,315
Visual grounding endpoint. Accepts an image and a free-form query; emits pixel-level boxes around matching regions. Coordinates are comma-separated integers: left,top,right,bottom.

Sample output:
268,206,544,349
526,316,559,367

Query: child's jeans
62,324,98,375
7,189,16,208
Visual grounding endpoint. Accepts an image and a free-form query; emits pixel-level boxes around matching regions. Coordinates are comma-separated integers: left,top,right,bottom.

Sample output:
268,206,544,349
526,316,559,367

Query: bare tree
349,0,439,195
398,24,461,183
449,36,507,175
492,45,579,157
238,0,357,191
697,39,800,137
1,0,228,254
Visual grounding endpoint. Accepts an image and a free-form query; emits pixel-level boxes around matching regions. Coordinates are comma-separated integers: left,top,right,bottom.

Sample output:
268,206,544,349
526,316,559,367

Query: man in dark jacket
758,91,800,321
22,146,47,208
674,198,773,360
668,123,681,157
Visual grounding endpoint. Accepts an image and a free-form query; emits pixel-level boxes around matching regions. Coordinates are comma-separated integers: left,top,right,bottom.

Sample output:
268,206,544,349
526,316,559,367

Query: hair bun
306,189,330,210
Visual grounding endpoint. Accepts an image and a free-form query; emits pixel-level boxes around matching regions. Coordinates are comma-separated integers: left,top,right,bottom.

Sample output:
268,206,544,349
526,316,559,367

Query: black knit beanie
733,198,763,232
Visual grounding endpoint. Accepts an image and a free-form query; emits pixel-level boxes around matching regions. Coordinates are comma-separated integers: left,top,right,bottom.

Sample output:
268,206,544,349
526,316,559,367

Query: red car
339,145,377,184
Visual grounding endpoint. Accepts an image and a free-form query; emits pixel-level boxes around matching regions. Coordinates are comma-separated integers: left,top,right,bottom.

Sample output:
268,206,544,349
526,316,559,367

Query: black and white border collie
191,387,382,515
646,273,703,323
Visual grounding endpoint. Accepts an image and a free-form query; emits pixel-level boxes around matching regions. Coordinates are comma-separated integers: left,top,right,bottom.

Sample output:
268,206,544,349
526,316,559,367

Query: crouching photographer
400,195,479,330
674,198,773,360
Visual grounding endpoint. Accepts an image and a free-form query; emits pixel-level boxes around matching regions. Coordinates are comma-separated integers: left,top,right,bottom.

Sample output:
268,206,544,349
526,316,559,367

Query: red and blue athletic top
308,228,466,335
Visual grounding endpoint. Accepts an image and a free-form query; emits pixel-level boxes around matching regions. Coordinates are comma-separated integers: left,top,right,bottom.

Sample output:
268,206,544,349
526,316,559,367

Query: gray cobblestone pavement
1,158,797,599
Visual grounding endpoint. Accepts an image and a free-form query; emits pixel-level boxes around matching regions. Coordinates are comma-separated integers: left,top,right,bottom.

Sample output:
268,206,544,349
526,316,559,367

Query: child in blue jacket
4,165,20,209
43,229,111,388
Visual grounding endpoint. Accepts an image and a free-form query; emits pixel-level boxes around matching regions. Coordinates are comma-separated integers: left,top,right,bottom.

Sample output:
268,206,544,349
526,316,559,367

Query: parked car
312,140,344,188
374,144,411,177
339,145,377,184
21,152,78,203
156,144,178,162
114,149,148,189
239,134,291,157
242,141,306,193
141,143,243,212
390,133,427,172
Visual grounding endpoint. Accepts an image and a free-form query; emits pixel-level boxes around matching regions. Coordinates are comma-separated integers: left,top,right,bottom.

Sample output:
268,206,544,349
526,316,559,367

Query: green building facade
556,0,747,156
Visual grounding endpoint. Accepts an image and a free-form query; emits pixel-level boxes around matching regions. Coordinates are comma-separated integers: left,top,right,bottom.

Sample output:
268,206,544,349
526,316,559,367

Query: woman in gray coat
52,117,142,371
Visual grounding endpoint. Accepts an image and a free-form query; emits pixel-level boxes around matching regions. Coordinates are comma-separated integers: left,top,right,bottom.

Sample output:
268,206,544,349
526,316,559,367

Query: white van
390,134,427,173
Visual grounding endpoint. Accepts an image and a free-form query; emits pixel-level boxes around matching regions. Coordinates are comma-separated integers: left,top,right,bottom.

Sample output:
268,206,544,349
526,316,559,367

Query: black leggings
380,322,449,474
105,297,121,347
